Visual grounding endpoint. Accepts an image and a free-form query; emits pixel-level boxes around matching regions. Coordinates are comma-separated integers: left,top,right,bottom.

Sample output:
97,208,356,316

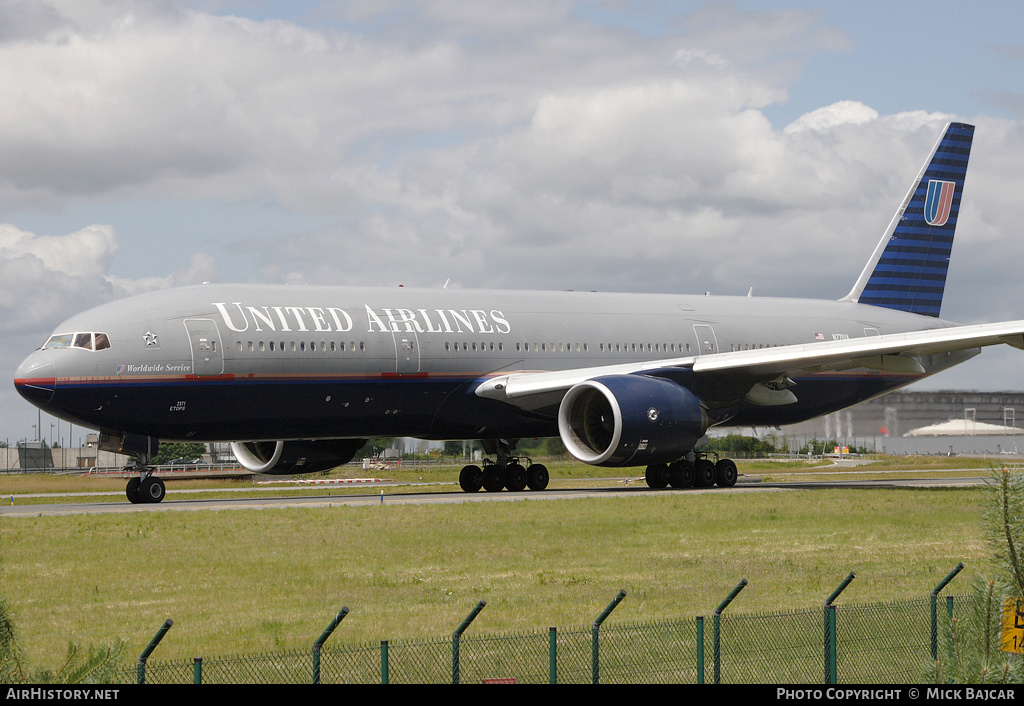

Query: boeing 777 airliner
14,122,1024,503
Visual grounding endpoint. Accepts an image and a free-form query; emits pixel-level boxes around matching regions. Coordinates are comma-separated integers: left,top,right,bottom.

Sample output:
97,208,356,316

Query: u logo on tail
924,179,957,226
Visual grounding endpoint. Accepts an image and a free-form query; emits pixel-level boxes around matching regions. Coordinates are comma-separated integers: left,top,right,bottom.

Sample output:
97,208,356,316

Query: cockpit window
42,332,111,351
42,334,74,350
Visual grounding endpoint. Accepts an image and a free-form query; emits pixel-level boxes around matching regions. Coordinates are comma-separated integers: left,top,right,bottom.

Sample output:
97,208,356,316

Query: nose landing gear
125,454,166,504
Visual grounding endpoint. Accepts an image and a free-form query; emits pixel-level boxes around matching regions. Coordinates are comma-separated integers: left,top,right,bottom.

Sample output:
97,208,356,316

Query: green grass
0,481,990,668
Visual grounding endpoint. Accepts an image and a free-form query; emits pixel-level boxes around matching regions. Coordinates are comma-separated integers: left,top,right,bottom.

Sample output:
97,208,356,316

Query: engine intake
557,375,707,467
231,439,367,474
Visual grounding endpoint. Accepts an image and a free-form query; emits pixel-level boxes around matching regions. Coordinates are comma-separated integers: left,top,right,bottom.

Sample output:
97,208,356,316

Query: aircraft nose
14,351,56,408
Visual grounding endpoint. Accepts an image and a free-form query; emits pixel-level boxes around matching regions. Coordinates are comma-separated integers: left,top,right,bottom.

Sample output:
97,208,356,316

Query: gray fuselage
13,283,975,444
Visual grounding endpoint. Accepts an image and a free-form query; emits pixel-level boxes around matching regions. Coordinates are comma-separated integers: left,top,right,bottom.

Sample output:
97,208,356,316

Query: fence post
592,589,627,684
452,600,486,684
192,657,202,685
713,579,747,684
931,563,964,661
824,572,855,684
312,607,349,684
696,616,704,684
381,640,389,684
825,605,837,684
549,627,557,684
946,595,955,667
136,618,173,684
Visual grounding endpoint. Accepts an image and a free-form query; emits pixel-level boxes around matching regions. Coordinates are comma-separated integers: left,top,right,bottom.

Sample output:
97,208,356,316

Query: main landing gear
458,439,550,493
125,454,166,504
644,453,738,490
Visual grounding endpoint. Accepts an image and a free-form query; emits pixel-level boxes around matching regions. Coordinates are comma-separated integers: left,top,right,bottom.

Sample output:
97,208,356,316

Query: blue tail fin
844,122,974,317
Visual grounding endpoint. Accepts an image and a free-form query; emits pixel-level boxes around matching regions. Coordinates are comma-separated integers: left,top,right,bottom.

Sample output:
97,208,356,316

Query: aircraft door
184,319,224,376
692,324,719,355
391,331,421,374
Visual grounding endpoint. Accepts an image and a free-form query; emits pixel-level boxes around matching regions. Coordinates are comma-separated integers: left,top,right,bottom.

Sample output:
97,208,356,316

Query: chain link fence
118,592,974,684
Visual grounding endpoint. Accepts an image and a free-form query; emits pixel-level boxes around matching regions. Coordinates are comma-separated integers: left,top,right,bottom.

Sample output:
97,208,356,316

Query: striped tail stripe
856,122,973,318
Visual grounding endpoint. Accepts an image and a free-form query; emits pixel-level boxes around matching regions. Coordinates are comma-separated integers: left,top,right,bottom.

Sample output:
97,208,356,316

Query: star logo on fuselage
143,331,159,347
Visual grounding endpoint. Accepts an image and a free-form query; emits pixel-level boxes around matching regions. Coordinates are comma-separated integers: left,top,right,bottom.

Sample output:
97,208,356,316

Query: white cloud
0,223,217,331
107,251,219,295
0,224,118,333
783,100,879,133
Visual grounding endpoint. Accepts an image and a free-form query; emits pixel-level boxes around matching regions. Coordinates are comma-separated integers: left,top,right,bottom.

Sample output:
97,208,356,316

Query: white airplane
14,122,1024,503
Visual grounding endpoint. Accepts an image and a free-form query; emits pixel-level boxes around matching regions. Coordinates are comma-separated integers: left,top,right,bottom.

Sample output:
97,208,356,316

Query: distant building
775,390,1024,455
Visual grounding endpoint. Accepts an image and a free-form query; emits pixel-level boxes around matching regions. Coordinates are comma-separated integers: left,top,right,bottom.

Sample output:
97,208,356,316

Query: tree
152,442,207,465
927,467,1024,683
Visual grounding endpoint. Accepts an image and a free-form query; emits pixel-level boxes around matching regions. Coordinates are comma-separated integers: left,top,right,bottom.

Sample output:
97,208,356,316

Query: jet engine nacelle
230,439,367,475
557,375,707,467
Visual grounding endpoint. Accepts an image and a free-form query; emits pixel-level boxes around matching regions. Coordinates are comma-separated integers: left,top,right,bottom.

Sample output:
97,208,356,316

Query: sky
2,0,1023,446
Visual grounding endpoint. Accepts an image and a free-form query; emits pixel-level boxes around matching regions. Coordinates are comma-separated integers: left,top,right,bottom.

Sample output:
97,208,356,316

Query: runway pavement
0,472,989,517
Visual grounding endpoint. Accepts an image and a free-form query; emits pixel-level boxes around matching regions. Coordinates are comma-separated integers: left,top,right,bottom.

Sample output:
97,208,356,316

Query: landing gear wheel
506,463,528,492
482,465,505,492
126,477,142,504
693,459,716,488
527,464,549,491
645,463,670,489
459,465,483,492
668,460,694,488
138,477,166,503
715,459,738,488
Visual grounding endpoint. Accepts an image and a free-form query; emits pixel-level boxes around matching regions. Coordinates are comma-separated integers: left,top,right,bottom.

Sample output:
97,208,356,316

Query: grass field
0,459,997,670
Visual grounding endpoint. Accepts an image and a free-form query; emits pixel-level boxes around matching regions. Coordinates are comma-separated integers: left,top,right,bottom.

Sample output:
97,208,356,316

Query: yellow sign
999,597,1024,653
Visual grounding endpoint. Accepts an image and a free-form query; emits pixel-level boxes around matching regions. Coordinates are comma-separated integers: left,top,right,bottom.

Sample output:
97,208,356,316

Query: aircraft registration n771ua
14,122,1024,503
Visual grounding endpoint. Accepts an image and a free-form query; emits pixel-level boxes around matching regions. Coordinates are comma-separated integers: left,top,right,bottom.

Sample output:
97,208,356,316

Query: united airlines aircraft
14,123,1024,503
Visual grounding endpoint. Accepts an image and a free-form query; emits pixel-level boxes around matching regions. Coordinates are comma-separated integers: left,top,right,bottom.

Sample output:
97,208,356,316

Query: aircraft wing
475,319,1024,407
